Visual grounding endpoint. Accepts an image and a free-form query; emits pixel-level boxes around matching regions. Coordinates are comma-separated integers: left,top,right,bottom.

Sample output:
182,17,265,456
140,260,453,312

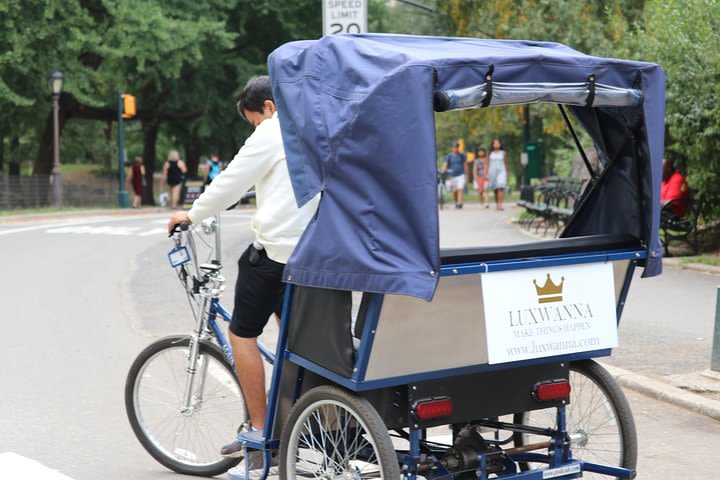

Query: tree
432,1,645,181
637,0,720,219
0,0,323,205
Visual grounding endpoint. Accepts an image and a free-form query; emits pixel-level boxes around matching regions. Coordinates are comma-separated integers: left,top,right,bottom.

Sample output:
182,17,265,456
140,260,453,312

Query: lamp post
48,70,64,207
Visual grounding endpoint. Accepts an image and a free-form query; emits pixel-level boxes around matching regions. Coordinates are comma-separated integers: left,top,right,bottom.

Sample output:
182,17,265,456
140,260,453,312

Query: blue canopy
269,34,665,301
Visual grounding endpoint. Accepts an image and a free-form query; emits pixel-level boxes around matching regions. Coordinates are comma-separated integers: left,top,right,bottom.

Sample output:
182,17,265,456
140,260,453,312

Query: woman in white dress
486,138,509,210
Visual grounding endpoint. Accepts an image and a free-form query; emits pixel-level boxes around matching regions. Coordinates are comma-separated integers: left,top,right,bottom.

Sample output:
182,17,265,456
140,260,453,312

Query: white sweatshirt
188,113,319,263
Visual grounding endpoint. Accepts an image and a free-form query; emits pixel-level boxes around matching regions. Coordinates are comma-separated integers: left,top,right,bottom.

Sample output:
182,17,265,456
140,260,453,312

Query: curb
663,257,720,275
0,206,257,225
599,362,720,421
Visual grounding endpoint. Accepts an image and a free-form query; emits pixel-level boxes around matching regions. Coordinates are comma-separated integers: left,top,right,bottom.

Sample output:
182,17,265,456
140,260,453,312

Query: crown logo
533,274,564,304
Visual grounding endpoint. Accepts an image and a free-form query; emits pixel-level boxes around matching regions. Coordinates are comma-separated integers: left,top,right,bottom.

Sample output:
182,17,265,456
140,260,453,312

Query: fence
0,174,117,210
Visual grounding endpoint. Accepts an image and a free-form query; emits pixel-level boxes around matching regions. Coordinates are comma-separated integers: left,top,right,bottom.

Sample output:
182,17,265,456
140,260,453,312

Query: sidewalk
441,202,720,422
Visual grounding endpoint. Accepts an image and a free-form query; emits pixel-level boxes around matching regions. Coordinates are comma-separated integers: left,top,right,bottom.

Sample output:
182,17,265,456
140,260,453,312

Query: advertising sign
482,262,618,364
323,0,367,35
181,179,205,208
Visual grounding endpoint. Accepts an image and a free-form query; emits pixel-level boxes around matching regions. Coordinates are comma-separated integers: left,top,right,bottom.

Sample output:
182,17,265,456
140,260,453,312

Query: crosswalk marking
137,227,168,236
46,225,146,236
0,452,74,479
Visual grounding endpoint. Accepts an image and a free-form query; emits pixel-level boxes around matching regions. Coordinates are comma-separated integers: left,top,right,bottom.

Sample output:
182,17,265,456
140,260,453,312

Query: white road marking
0,214,165,236
46,225,144,236
138,227,168,236
0,452,74,479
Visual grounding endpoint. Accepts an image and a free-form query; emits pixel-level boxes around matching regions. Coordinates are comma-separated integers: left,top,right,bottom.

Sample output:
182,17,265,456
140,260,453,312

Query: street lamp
48,70,64,207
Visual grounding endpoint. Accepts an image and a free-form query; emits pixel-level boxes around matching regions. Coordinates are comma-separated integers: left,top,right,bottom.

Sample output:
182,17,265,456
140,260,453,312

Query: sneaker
220,440,245,459
227,450,279,480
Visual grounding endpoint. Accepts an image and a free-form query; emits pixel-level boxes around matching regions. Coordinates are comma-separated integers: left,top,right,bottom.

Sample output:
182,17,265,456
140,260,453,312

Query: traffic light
122,94,136,118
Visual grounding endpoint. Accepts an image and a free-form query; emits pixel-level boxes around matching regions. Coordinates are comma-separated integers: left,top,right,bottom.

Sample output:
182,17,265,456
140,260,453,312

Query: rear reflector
414,398,454,420
535,381,571,401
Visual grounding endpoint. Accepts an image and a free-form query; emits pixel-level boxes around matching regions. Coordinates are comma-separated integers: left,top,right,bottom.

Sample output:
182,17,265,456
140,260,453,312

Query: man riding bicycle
168,75,319,477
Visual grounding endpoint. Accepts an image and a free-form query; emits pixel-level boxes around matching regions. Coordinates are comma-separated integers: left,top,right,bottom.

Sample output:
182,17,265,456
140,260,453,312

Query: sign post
322,0,367,36
116,92,130,208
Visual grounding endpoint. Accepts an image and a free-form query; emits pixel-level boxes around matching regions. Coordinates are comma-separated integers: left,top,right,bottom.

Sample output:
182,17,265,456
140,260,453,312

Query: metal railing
0,174,117,210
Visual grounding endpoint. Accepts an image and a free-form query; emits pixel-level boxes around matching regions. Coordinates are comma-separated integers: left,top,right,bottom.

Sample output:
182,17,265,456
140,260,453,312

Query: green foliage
0,0,322,174
637,0,720,219
432,1,647,181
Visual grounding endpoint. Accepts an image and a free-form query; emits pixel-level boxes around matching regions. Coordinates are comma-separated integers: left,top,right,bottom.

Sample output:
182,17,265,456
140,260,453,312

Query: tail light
413,397,454,420
534,380,571,401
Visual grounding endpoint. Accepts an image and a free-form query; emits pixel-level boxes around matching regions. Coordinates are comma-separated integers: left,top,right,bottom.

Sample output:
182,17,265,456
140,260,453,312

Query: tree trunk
103,121,113,170
0,133,4,172
184,137,200,178
142,119,159,205
34,92,114,175
34,110,57,175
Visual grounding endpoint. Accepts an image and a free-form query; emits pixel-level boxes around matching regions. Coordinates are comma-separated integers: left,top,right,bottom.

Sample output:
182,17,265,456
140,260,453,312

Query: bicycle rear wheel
513,359,637,480
125,335,246,476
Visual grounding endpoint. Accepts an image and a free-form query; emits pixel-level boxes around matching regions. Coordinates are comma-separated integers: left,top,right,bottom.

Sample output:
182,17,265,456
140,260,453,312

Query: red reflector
535,381,571,401
414,398,454,420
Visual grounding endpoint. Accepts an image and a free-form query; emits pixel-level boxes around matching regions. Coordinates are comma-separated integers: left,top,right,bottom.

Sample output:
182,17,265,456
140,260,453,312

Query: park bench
660,191,701,255
517,177,585,236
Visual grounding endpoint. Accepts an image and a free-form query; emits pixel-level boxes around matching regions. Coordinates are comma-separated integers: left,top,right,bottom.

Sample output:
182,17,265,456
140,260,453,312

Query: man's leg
230,333,267,430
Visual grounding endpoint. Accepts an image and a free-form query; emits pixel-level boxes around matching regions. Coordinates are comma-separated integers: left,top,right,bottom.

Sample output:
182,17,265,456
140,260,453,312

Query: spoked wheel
125,335,246,476
280,385,400,480
513,359,637,479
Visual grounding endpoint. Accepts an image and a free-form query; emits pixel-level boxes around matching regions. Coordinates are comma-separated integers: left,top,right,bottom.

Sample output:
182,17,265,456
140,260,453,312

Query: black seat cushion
440,234,642,265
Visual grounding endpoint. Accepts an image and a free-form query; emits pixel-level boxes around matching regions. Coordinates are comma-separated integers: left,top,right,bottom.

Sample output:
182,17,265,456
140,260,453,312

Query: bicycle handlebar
169,222,190,237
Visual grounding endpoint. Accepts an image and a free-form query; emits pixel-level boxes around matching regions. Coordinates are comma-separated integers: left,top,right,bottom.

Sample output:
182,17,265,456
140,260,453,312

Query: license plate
542,463,581,479
168,246,190,267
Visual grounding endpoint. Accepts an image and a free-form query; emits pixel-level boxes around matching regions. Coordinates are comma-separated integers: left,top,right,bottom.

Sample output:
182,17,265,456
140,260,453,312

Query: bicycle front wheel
513,359,637,480
125,335,246,476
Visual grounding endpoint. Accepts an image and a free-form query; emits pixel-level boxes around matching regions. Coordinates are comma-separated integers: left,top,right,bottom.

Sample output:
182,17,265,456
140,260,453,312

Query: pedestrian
204,153,224,185
126,156,146,208
442,141,466,209
487,138,509,210
473,147,489,207
161,149,187,208
166,75,320,477
661,158,689,221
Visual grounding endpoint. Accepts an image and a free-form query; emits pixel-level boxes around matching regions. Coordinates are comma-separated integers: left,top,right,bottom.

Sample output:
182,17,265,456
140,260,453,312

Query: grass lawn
679,254,720,267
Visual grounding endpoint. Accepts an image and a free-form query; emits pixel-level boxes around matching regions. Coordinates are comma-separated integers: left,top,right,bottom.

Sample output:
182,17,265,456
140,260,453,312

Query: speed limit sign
322,0,367,35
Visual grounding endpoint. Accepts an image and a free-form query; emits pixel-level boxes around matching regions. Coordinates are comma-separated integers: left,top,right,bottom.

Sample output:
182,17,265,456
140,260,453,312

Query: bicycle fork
180,295,211,415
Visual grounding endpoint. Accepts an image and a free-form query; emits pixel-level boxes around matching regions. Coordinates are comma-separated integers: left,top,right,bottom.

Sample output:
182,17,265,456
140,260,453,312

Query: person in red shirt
661,158,689,219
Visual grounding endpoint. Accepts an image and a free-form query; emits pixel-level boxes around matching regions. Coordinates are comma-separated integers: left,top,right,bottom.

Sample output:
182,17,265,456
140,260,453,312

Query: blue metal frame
351,293,384,383
439,248,645,277
206,300,276,370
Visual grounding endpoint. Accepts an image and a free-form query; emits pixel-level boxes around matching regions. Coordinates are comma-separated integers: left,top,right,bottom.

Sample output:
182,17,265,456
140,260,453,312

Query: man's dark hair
236,76,273,120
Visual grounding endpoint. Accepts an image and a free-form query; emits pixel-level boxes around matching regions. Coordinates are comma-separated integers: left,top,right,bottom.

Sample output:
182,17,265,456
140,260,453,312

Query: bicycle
438,169,449,209
125,209,273,477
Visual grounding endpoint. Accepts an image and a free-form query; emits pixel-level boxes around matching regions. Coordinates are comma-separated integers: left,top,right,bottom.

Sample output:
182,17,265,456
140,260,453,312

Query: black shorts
230,244,286,338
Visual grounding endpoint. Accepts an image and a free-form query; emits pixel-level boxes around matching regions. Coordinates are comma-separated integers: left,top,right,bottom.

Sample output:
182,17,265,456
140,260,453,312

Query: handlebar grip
169,222,190,237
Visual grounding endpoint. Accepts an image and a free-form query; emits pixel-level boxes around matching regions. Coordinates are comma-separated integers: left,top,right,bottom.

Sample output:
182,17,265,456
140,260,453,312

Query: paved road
1,206,719,479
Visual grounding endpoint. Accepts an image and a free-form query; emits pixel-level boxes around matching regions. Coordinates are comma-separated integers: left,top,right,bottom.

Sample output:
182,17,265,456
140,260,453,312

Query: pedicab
194,34,667,479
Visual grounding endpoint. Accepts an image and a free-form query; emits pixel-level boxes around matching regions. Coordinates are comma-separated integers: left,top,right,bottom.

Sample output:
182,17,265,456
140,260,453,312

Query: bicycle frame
174,214,275,413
